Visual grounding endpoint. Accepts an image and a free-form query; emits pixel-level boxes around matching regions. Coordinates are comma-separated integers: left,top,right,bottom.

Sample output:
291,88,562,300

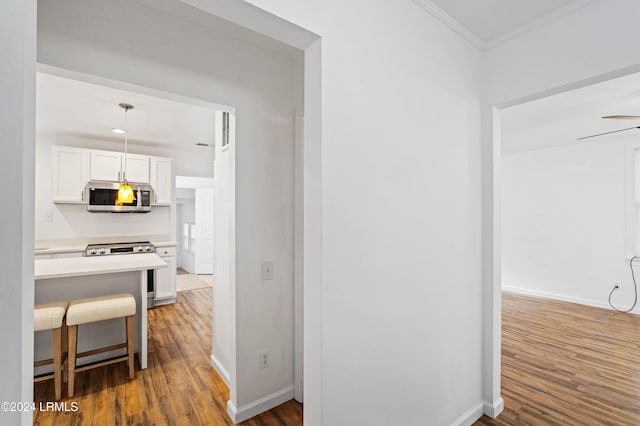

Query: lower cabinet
155,246,177,304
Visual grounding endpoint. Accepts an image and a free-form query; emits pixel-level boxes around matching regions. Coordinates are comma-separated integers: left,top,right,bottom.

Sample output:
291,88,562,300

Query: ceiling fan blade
602,115,640,120
577,126,640,141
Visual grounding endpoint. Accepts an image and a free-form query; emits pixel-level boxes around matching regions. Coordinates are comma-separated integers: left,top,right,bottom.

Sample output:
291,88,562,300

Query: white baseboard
502,285,640,315
227,386,294,424
483,397,504,418
450,403,484,426
210,354,230,387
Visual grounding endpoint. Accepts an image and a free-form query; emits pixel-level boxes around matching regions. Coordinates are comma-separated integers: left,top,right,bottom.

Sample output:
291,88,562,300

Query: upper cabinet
124,154,150,183
89,150,121,182
150,157,172,205
89,150,150,183
52,146,90,203
52,145,171,205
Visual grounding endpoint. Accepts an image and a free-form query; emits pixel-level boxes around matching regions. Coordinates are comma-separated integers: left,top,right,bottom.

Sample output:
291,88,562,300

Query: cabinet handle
118,171,121,181
81,190,84,202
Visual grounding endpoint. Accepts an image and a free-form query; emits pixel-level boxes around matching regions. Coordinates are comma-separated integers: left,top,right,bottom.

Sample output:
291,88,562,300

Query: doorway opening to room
32,0,318,424
175,176,215,292
492,71,640,424
32,63,229,374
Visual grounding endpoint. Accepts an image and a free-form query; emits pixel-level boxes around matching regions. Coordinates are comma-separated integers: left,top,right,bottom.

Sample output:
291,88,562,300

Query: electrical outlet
44,210,54,222
259,349,270,369
613,281,622,289
261,261,273,281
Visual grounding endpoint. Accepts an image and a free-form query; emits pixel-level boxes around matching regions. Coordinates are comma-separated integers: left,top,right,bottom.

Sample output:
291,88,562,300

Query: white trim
625,142,640,259
411,0,485,50
483,397,504,419
502,285,640,315
450,403,484,426
226,386,294,424
412,0,600,52
486,0,601,49
210,354,231,387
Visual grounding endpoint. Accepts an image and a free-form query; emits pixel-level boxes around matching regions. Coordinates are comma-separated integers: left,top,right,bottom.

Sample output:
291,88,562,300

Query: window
222,111,230,148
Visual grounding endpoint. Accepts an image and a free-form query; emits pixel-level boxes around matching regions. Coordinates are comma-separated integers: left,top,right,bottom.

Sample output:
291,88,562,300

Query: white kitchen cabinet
150,157,172,205
90,150,150,183
155,246,176,303
51,145,90,203
89,150,122,181
123,154,150,183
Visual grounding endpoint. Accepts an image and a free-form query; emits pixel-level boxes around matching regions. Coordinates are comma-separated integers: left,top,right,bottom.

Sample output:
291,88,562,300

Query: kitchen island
34,253,167,371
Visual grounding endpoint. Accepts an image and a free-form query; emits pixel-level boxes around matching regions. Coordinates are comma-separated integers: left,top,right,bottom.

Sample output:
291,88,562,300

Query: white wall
0,1,36,424
37,0,297,417
217,0,486,424
213,109,234,391
487,0,640,107
502,138,639,311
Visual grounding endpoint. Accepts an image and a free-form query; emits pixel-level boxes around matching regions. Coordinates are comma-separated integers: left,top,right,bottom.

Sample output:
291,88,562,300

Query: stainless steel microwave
85,181,153,213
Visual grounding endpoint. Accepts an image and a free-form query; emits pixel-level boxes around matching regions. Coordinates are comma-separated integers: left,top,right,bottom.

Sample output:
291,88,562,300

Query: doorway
12,0,322,422
176,176,215,292
487,67,640,421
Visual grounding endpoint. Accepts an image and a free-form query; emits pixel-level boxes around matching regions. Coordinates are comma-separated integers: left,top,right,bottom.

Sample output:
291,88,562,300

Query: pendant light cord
608,256,638,313
123,106,128,182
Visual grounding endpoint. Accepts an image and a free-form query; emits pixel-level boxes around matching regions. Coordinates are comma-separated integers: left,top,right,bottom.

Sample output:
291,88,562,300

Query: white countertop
35,253,167,280
150,240,177,248
34,237,177,254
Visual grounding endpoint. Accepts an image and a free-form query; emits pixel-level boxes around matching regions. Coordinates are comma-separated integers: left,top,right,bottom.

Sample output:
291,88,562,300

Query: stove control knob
89,249,97,255
144,246,151,252
99,249,107,255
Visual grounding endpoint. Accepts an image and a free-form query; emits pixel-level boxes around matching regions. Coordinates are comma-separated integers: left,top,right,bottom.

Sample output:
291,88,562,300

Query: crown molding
412,0,486,50
412,0,601,52
486,0,601,49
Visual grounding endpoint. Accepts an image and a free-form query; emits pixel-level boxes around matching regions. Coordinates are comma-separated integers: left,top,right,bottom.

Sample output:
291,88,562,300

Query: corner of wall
226,386,294,424
483,397,504,419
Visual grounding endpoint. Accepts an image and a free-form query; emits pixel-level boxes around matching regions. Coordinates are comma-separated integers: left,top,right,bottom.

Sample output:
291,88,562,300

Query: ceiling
502,71,640,154
36,73,216,150
418,0,598,49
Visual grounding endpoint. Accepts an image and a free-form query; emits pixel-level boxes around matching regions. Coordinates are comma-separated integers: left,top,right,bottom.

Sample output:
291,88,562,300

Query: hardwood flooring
33,288,302,425
475,292,640,425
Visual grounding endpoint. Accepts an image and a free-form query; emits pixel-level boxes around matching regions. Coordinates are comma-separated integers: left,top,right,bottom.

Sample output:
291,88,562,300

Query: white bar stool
34,301,68,401
66,293,136,397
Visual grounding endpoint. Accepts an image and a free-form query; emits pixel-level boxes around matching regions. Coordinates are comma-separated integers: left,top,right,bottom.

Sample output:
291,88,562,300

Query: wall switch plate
259,349,270,369
262,261,273,281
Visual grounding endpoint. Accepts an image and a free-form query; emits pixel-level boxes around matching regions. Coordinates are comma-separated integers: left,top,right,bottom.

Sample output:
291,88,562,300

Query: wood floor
475,292,640,425
34,288,302,425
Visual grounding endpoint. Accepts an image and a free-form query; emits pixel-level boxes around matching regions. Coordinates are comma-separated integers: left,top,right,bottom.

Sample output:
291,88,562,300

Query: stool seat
67,293,137,397
34,301,68,331
34,301,68,400
67,293,136,326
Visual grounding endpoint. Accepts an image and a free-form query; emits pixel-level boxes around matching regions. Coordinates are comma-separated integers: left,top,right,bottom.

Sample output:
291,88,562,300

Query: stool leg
126,316,135,379
52,327,62,401
67,324,77,397
61,318,68,384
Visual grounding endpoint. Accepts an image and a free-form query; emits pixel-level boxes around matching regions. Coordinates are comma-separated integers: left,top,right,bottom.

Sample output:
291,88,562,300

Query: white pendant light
116,103,134,205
